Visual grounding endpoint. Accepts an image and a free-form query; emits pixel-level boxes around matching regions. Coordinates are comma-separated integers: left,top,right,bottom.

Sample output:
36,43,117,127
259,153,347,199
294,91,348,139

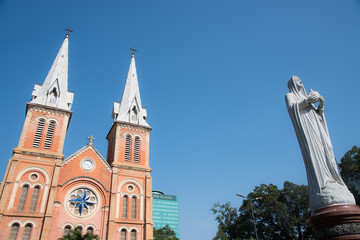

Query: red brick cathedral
0,34,153,240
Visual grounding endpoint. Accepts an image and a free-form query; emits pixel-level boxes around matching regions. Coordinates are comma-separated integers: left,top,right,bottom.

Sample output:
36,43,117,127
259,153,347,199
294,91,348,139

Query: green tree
211,182,311,240
153,224,179,240
58,229,99,240
339,145,360,205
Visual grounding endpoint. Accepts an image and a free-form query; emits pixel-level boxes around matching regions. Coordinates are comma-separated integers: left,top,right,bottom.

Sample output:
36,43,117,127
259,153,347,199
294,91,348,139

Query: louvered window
29,186,40,211
131,230,137,240
125,135,132,162
120,230,127,240
122,196,128,218
22,224,32,240
131,197,137,219
33,119,45,148
17,185,29,211
8,223,19,240
134,137,140,163
44,120,56,149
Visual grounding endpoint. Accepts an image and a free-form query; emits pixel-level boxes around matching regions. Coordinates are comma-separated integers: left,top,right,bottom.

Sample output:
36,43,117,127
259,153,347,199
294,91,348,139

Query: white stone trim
120,193,130,198
130,193,140,199
8,220,22,227
116,179,144,220
64,185,101,219
61,222,75,229
133,134,143,141
117,226,130,232
7,181,19,210
34,116,48,122
19,181,31,187
47,118,59,125
29,172,40,182
75,223,86,230
116,192,121,219
33,183,44,189
23,220,37,227
117,179,144,194
130,226,139,232
11,166,50,213
15,166,50,183
80,157,96,172
85,224,96,231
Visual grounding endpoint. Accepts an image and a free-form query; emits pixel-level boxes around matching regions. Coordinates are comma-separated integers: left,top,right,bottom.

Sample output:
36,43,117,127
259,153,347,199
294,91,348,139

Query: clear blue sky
1,1,360,239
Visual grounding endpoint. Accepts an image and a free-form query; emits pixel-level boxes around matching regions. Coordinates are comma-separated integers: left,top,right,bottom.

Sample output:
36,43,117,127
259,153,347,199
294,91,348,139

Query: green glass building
152,191,180,238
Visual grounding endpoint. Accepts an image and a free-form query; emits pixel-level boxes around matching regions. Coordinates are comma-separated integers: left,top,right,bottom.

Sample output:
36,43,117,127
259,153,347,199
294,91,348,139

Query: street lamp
236,194,262,240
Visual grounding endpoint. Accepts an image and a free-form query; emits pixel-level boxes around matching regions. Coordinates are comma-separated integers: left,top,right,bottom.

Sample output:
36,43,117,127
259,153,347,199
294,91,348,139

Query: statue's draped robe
286,78,355,211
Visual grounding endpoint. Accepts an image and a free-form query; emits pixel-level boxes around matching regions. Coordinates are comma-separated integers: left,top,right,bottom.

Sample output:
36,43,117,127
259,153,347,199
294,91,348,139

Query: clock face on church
81,159,94,171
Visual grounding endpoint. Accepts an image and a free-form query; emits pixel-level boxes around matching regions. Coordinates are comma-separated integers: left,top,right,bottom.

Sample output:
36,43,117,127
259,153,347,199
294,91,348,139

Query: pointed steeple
112,53,149,127
30,35,74,111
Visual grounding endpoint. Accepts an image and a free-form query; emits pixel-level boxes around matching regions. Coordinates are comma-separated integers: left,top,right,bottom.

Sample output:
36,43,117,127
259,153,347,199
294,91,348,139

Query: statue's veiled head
288,75,307,97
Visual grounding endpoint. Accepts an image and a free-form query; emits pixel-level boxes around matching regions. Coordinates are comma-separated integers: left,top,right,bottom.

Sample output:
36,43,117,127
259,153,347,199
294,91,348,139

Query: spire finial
88,135,95,145
65,27,73,38
130,47,137,56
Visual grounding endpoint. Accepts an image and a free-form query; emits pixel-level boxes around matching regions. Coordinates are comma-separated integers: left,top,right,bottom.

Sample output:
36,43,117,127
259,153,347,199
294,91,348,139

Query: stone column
40,158,62,240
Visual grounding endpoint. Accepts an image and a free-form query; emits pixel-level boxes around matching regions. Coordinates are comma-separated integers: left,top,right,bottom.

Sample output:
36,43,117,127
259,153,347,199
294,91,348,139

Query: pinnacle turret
30,36,74,111
112,54,149,127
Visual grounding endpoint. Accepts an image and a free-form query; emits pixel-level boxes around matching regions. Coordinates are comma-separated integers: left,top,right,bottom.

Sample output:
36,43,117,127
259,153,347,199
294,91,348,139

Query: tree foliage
339,145,360,205
211,181,311,240
58,230,99,240
153,224,179,240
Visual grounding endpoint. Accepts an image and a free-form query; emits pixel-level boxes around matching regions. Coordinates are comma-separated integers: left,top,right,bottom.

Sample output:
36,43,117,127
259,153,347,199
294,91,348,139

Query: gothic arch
8,166,50,212
117,226,130,232
7,220,22,227
118,179,144,194
116,179,144,220
61,223,75,229
23,220,37,228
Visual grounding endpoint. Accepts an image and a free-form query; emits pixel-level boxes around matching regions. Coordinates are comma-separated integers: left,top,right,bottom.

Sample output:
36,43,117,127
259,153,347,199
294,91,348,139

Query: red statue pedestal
307,204,360,239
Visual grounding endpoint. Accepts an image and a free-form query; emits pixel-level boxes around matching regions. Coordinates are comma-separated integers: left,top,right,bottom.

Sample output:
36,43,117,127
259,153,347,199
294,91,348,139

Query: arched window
130,106,138,124
49,87,58,104
131,230,137,240
44,120,56,149
134,136,140,163
22,224,32,240
17,184,29,211
131,196,137,219
122,196,128,218
125,135,132,162
120,229,127,240
33,118,45,148
29,186,40,211
87,227,94,235
8,223,19,240
76,226,83,234
63,225,71,236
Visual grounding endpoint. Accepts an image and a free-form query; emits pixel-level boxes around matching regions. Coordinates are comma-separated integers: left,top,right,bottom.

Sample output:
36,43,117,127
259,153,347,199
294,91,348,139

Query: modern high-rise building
0,33,153,240
152,191,180,238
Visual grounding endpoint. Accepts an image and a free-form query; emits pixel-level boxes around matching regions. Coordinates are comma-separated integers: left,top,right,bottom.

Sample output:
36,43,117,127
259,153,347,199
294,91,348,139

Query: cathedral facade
0,34,153,240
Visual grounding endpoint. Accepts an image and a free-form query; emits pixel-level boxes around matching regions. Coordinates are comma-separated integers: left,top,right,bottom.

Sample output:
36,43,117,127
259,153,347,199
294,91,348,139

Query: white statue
285,76,355,211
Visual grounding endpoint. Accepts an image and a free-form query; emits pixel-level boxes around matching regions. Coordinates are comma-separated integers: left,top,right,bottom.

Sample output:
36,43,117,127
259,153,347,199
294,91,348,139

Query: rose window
66,188,97,218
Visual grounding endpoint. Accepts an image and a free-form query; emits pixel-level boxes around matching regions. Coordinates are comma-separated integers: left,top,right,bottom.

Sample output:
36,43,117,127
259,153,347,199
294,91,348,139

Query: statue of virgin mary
285,76,355,211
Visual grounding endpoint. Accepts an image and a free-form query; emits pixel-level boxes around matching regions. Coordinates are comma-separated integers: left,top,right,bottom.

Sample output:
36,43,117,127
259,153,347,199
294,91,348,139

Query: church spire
112,51,149,127
30,34,74,111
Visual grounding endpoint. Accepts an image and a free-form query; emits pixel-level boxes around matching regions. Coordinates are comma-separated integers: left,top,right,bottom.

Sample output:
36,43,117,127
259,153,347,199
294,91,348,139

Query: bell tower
0,33,73,239
106,51,153,240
